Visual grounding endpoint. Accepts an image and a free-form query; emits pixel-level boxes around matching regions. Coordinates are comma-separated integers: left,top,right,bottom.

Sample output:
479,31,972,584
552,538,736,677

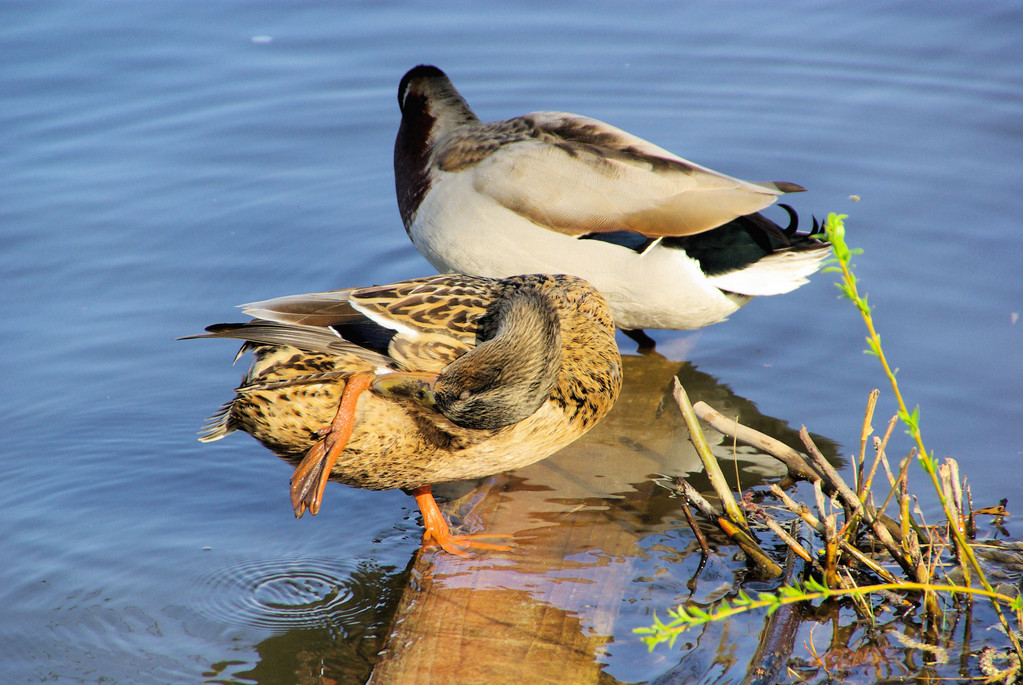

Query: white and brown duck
394,65,829,347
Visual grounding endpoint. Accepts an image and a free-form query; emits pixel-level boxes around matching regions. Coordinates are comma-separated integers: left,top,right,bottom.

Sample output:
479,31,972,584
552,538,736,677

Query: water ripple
191,556,374,633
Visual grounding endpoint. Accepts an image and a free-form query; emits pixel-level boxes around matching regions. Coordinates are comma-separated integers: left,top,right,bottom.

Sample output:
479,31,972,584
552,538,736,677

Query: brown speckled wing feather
349,274,497,342
204,275,505,375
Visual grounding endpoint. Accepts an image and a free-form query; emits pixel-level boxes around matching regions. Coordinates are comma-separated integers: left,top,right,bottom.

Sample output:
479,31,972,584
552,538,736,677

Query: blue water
3,2,1021,683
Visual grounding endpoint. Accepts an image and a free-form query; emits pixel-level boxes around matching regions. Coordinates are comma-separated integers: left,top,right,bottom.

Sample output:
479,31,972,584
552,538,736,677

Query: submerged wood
370,354,698,683
673,379,746,528
695,401,913,550
740,537,805,685
368,443,638,684
693,396,956,619
673,385,780,579
693,401,825,484
369,357,825,682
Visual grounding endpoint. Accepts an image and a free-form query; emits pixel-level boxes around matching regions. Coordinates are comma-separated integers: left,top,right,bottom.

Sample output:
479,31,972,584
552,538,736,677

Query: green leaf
865,336,881,357
805,577,829,594
898,406,920,432
688,606,710,620
778,585,802,600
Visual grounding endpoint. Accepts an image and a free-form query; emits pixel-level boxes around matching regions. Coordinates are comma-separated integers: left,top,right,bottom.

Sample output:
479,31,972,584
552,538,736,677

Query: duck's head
373,286,563,431
397,65,478,128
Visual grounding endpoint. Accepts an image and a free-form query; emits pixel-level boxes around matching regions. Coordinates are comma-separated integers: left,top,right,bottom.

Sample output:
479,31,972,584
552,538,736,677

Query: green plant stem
637,580,1020,648
824,213,1022,660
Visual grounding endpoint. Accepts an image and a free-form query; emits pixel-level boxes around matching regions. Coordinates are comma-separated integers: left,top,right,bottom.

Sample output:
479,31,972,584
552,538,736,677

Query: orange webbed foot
290,440,328,518
423,531,515,557
289,371,374,518
412,485,513,557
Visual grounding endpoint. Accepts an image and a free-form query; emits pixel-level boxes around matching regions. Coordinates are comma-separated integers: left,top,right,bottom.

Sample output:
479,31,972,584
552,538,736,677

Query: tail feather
708,243,831,296
198,401,237,442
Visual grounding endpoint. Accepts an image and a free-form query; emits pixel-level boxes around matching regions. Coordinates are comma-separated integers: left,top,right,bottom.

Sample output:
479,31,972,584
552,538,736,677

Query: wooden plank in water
369,353,820,684
370,439,652,682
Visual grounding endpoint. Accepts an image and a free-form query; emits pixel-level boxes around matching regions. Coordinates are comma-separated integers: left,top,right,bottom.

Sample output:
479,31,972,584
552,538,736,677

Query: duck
188,273,622,555
394,65,829,346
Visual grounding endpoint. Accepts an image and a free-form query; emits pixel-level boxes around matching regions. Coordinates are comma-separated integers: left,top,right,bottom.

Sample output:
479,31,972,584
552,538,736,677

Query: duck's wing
237,274,500,373
438,111,803,238
240,288,365,327
192,275,510,373
348,274,498,372
189,320,390,370
196,320,345,354
186,289,390,368
348,274,495,340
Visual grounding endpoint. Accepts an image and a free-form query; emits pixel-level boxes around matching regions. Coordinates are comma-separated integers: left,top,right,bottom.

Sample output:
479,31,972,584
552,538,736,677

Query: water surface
2,2,1021,683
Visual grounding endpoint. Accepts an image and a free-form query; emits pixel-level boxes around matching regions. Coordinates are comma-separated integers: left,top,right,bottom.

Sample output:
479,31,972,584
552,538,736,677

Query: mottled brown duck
189,273,622,555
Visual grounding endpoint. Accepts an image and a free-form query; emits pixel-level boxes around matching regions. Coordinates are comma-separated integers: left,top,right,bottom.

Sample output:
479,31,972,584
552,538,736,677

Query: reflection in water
194,352,840,682
6,2,1018,681
365,352,841,683
196,560,406,684
192,557,386,634
374,586,617,685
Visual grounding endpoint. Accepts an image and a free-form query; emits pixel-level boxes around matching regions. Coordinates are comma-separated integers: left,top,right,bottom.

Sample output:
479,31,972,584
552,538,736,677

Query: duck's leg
412,485,513,557
290,371,374,518
621,328,657,353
